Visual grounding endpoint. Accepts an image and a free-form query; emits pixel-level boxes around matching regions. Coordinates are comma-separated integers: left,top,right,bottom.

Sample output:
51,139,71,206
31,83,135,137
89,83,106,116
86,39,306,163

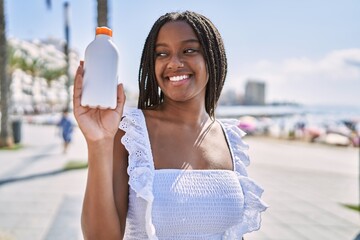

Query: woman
74,11,267,240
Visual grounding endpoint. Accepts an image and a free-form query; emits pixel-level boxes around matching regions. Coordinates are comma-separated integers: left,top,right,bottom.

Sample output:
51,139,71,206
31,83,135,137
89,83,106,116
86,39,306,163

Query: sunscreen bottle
81,26,119,109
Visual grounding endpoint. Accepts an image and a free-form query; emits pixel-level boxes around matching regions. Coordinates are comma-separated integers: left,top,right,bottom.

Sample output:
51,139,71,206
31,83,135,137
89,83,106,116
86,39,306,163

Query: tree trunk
0,0,12,147
97,0,108,27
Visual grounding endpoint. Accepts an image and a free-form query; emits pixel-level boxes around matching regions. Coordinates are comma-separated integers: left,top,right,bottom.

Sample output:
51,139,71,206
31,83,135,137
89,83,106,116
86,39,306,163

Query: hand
73,61,126,143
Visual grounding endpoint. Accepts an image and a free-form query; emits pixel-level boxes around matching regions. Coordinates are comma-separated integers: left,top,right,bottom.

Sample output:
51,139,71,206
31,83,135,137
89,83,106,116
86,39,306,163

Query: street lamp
63,1,71,110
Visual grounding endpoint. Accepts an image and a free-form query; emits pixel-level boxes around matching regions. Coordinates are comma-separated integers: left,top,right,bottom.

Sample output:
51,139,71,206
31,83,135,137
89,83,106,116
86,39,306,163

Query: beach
0,123,359,240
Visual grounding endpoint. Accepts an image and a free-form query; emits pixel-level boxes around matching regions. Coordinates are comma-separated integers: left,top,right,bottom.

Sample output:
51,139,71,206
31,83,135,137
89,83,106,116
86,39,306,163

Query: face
154,21,208,104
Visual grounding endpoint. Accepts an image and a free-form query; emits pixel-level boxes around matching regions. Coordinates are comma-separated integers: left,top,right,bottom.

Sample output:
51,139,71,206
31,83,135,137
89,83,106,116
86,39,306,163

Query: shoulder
122,107,142,118
217,118,250,172
120,107,144,127
217,117,240,127
119,106,152,141
217,118,246,138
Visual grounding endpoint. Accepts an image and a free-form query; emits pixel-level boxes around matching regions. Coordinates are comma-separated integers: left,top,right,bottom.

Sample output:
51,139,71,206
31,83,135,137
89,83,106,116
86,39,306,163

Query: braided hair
138,11,227,118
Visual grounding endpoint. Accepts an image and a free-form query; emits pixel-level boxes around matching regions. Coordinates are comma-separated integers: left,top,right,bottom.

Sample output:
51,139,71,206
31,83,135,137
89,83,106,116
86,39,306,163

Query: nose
167,54,184,69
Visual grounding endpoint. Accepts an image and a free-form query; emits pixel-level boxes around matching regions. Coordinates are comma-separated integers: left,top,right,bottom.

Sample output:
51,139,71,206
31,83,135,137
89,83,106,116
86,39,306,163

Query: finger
116,83,126,114
73,63,84,110
117,83,126,104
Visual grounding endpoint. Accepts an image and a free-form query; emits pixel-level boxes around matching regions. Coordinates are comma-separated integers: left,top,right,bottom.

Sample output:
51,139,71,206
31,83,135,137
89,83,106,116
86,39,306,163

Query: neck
158,100,210,127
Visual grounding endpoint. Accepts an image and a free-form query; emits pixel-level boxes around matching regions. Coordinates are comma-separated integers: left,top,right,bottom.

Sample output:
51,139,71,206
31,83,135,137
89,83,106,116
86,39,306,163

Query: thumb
116,83,126,114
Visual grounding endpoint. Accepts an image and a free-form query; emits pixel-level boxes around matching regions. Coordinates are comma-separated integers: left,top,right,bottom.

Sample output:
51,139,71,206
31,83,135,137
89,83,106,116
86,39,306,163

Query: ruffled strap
119,107,158,240
220,119,268,238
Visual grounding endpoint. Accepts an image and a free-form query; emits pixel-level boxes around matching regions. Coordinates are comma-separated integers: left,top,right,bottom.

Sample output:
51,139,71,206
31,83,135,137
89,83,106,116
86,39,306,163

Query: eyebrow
155,39,200,48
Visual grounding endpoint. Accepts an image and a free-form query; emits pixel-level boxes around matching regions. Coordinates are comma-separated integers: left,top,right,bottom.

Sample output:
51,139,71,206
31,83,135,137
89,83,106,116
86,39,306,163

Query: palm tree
0,0,52,147
0,0,107,147
97,0,108,27
0,0,11,147
46,0,51,9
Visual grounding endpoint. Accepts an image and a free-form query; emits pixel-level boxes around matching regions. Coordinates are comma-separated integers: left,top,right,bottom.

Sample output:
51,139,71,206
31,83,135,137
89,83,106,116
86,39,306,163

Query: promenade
0,123,87,240
247,136,359,240
0,123,359,240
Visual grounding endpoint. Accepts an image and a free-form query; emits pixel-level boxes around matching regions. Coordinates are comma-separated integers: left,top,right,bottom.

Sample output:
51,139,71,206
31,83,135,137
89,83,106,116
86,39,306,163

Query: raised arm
113,129,130,236
73,62,127,239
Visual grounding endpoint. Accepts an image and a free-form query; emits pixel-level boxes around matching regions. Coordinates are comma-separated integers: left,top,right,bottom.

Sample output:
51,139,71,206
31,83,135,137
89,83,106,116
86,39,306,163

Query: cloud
230,48,360,105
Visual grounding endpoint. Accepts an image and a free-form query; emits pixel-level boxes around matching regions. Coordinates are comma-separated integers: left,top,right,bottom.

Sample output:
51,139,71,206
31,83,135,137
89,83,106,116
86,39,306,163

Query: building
244,80,266,105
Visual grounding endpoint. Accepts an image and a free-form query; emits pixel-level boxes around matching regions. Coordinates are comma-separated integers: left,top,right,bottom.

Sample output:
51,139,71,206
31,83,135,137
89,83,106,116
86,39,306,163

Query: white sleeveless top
119,107,267,240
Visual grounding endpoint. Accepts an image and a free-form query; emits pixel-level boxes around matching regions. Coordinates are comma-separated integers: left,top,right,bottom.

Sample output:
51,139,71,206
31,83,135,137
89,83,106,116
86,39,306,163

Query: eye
184,48,199,54
155,52,168,57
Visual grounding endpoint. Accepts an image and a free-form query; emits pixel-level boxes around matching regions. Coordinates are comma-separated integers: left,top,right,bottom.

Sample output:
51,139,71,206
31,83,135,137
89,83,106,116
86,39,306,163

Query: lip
168,74,190,82
165,74,192,86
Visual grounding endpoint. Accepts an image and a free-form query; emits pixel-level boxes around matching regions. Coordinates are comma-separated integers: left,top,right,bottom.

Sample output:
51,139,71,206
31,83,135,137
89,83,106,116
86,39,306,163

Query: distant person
73,11,267,239
57,108,74,154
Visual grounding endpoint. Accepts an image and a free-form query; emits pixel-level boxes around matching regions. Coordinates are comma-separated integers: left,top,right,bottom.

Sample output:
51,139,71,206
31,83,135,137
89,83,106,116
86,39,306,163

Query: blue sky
6,0,360,106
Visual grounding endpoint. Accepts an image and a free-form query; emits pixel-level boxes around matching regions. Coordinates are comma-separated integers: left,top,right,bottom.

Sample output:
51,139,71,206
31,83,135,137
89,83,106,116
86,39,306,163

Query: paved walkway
0,123,87,240
0,123,359,240
245,136,360,240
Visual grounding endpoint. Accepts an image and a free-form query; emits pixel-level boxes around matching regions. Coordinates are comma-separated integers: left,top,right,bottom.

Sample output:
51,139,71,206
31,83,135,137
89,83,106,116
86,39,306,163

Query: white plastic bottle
81,26,119,109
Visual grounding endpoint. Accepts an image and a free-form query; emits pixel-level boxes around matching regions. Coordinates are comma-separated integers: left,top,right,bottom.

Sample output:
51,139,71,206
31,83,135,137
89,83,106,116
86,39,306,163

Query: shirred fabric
119,107,267,240
219,119,268,237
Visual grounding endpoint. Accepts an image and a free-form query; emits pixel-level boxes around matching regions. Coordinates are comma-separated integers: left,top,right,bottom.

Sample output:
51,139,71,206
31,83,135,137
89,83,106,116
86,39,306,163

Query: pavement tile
7,227,47,240
44,195,83,240
0,124,359,240
289,224,353,240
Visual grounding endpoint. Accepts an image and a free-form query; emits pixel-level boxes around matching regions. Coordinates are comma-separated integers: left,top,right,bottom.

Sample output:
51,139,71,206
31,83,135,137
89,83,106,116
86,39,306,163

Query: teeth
169,75,189,82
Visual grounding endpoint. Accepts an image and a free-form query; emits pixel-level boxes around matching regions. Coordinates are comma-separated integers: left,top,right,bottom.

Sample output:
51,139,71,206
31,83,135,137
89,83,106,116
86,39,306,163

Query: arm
113,129,129,236
73,62,127,239
81,137,122,239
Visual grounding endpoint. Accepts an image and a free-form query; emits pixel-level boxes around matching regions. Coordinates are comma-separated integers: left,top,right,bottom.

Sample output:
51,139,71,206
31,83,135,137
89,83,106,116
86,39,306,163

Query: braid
138,11,227,117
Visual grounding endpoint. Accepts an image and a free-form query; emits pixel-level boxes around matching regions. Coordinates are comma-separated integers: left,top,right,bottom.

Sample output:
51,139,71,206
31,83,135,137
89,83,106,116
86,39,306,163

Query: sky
6,0,360,107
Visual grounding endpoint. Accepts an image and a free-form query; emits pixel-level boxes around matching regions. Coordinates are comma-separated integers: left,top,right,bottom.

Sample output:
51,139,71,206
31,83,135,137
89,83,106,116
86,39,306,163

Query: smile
168,75,190,82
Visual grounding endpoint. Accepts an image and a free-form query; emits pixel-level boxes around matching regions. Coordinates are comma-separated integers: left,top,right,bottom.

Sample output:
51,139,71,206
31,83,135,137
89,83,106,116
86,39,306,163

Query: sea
216,104,360,123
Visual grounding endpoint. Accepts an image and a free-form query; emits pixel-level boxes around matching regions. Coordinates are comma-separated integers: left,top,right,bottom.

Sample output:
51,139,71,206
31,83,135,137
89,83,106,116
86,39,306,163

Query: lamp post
63,1,71,110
